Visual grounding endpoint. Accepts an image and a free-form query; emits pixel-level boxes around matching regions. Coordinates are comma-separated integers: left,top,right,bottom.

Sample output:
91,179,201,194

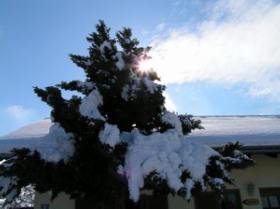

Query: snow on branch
121,129,219,201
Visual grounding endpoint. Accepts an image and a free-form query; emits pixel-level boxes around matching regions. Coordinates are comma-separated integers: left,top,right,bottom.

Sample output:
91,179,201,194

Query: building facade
34,153,280,209
1,116,279,209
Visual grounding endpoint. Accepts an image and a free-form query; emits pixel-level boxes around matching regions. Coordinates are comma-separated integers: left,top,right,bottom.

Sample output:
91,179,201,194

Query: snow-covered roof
0,116,279,150
0,119,51,140
0,120,73,162
0,120,51,154
188,115,280,147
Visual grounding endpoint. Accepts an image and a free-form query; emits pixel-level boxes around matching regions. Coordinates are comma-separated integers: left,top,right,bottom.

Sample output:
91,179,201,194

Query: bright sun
138,59,154,72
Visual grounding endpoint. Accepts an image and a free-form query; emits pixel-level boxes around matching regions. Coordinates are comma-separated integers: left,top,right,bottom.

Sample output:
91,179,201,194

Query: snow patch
122,130,219,201
162,111,183,135
115,52,125,70
121,84,130,101
2,185,35,208
185,179,194,200
99,123,120,147
100,41,112,53
79,89,104,120
142,77,158,94
37,123,75,162
0,177,17,203
76,81,95,90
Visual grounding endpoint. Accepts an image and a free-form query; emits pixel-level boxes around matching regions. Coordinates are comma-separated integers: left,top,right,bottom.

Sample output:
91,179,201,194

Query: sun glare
138,59,154,72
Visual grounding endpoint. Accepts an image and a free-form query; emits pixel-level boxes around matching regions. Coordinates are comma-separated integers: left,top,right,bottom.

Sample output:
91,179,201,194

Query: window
40,204,50,209
195,189,242,209
260,188,280,209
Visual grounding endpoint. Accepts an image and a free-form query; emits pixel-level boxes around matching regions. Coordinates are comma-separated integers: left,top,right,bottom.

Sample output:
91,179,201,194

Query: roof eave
214,145,280,154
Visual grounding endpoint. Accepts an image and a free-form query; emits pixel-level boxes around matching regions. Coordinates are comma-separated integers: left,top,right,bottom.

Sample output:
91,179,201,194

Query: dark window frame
260,187,280,209
195,189,242,209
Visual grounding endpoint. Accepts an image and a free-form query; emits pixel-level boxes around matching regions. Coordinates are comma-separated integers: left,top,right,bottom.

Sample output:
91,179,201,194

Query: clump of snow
142,77,158,94
185,179,194,200
0,160,6,166
121,84,130,101
0,177,17,203
162,111,183,135
115,52,125,70
0,181,34,208
210,178,224,190
2,185,35,209
36,123,75,162
84,60,92,67
122,129,219,201
99,123,120,147
76,81,95,90
117,165,125,176
79,89,104,120
100,41,112,53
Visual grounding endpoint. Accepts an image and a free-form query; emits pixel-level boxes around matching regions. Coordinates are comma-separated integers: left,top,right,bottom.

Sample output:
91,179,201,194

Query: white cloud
148,0,280,101
5,105,34,122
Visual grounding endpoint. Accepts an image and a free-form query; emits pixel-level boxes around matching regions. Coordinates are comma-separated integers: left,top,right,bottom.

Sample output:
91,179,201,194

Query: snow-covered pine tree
0,21,253,208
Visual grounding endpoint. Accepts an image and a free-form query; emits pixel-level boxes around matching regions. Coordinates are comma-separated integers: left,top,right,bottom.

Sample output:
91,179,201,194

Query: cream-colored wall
34,192,75,209
35,154,280,209
169,154,280,209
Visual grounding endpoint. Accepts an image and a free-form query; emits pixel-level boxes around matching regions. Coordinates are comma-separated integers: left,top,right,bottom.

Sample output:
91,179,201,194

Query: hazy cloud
155,22,167,32
148,0,280,101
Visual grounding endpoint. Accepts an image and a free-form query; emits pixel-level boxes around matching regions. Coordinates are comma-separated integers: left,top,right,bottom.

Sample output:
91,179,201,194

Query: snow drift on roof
188,116,280,146
0,119,52,140
0,116,279,147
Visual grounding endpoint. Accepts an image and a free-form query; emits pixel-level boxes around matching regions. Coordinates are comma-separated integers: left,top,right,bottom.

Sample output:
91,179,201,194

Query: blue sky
0,0,280,135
